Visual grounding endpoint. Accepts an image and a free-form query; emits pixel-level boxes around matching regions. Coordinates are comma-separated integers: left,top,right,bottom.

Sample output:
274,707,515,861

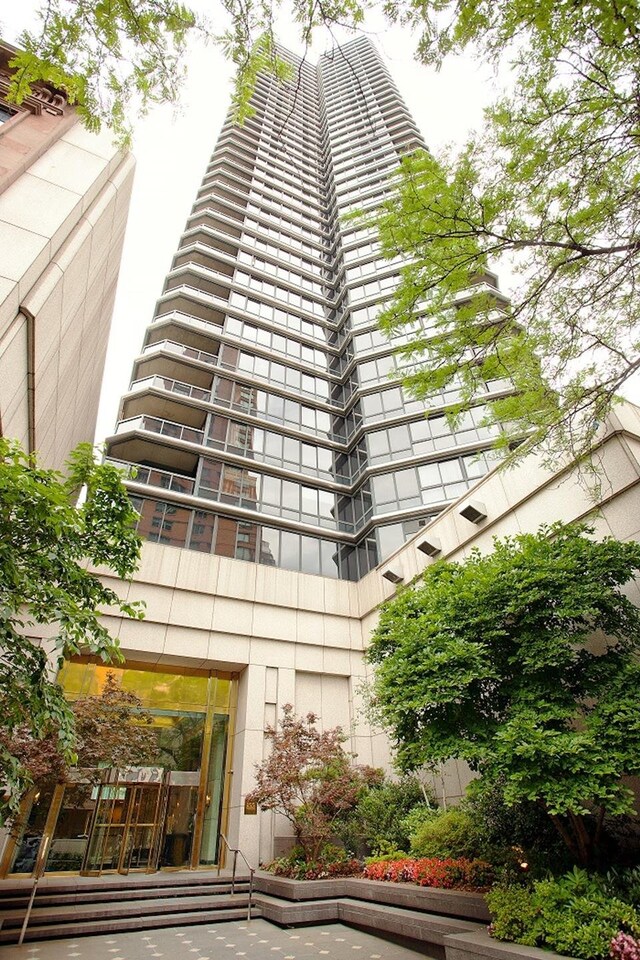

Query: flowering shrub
611,933,640,960
362,856,494,891
266,852,362,881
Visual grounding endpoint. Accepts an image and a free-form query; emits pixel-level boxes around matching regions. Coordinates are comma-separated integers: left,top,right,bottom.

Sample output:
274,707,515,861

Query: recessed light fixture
382,568,403,584
459,500,487,523
417,536,442,557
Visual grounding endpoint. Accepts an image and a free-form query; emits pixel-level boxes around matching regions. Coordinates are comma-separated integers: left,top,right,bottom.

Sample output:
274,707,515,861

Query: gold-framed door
80,776,166,876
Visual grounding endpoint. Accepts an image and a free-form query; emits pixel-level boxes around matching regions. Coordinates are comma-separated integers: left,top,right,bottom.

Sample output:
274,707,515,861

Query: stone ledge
445,930,570,960
254,872,490,922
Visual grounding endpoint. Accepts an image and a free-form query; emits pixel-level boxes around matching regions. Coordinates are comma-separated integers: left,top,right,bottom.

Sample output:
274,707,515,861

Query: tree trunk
544,804,596,867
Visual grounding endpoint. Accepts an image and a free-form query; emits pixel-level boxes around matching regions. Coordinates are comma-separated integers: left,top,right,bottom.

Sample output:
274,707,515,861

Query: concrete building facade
0,41,134,470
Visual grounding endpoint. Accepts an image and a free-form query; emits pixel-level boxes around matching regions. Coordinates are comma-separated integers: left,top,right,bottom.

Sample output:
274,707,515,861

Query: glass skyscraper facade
107,36,502,580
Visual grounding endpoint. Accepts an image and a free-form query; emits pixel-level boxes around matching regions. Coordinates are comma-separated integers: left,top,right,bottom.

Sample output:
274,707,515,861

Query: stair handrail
18,833,51,945
217,832,255,921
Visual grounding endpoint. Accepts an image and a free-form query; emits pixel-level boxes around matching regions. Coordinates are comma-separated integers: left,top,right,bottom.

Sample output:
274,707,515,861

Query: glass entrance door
81,776,166,875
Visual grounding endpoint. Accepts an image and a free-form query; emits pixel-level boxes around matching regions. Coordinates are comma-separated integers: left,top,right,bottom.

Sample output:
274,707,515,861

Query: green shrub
400,804,436,841
605,866,640,907
364,849,408,866
334,775,435,856
488,869,640,960
486,885,538,942
410,808,481,859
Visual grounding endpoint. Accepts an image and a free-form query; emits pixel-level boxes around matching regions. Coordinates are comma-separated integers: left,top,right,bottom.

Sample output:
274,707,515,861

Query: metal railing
217,833,255,922
18,834,51,944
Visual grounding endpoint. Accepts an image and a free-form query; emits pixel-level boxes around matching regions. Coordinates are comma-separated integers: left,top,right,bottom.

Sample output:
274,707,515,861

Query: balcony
141,338,219,368
128,374,211,404
106,458,196,495
115,415,205,447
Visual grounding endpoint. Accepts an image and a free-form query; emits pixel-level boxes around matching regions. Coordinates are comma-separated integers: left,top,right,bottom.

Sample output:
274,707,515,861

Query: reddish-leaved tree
246,704,382,861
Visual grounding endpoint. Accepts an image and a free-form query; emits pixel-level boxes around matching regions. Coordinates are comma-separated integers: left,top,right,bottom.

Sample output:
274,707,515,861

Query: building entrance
83,774,166,874
1,663,237,878
81,768,201,874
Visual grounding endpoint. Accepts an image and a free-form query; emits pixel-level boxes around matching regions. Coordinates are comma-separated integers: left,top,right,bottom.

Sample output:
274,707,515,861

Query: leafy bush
363,856,494,891
364,849,409,865
410,808,481,859
400,804,436,842
334,775,435,856
487,885,539,942
605,867,640,908
488,869,640,960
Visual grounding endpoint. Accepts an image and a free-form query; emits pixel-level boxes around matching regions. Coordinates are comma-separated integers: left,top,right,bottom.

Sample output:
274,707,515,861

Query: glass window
320,539,339,578
372,473,395,507
440,459,463,483
261,475,281,506
419,463,441,489
395,469,420,503
215,517,237,557
260,527,280,566
264,432,283,461
282,480,299,509
300,485,318,516
280,531,300,570
225,317,242,337
301,536,320,575
377,523,404,562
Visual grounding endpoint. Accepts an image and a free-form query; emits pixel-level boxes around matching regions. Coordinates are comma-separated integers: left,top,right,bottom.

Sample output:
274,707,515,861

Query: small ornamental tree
366,523,640,867
246,704,382,862
0,439,144,816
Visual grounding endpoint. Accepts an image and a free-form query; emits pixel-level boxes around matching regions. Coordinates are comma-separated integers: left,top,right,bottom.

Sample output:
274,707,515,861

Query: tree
0,439,144,817
373,0,640,467
246,704,381,861
6,0,363,143
366,523,640,866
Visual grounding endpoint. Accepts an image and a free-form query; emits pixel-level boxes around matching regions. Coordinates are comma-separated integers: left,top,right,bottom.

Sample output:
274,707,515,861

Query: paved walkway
0,920,427,960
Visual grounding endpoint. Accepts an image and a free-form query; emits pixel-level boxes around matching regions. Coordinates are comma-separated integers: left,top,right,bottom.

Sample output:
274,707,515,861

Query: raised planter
253,873,573,960
254,872,490,922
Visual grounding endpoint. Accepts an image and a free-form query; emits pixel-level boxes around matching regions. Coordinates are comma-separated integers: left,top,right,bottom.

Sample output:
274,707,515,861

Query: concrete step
0,871,249,899
0,906,261,944
0,881,249,911
255,893,484,950
0,892,251,929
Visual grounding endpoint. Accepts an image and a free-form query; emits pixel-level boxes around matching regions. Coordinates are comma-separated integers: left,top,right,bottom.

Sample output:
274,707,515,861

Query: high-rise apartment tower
107,36,501,580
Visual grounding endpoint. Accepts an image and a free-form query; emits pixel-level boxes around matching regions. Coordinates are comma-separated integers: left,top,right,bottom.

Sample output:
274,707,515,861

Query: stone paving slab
0,919,431,960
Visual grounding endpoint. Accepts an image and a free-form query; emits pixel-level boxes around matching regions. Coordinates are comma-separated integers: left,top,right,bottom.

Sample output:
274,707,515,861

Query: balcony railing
128,374,212,404
115,415,205,446
141,338,219,367
105,458,196,495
